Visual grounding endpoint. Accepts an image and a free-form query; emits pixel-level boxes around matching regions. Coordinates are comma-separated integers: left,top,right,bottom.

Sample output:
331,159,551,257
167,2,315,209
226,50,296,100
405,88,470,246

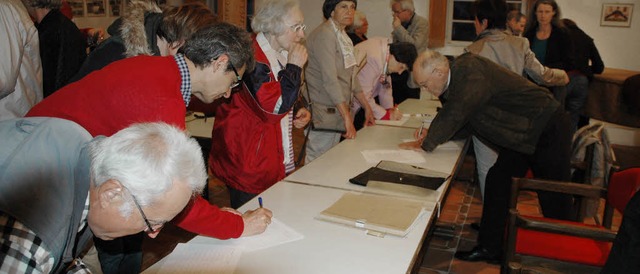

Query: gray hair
507,10,526,22
89,123,207,216
182,22,255,73
347,10,367,33
416,50,448,72
22,0,61,9
251,0,300,36
390,0,414,12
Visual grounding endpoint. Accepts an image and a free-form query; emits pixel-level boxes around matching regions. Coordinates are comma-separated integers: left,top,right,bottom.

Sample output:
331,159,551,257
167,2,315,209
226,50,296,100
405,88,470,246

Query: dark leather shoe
470,222,480,231
455,245,502,264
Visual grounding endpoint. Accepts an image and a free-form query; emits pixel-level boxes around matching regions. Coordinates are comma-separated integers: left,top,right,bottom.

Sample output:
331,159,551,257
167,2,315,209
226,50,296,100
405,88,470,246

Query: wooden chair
503,177,618,273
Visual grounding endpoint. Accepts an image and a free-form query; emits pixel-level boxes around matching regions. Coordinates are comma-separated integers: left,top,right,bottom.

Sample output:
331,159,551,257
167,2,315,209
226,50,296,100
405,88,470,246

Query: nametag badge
327,107,336,114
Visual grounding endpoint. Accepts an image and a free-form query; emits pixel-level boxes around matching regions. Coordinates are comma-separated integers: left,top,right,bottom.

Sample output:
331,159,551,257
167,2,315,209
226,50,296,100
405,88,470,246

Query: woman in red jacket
210,0,310,209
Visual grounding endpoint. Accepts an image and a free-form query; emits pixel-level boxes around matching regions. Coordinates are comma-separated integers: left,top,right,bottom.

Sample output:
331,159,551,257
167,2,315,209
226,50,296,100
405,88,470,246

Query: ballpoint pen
403,113,432,117
417,122,424,140
258,197,263,208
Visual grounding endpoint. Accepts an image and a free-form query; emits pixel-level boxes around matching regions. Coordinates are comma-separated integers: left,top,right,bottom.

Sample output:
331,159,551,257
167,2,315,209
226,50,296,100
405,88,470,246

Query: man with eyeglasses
0,119,207,273
25,22,274,272
389,0,429,104
404,50,573,263
210,0,310,209
390,0,428,53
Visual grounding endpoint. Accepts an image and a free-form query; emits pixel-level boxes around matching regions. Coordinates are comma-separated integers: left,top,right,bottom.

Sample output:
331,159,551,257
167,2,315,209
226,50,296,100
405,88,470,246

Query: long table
144,98,467,274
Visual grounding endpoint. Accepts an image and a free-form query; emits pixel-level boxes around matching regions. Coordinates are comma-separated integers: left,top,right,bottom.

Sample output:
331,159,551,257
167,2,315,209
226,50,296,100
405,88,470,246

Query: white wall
437,0,640,71
74,0,639,71
557,0,640,71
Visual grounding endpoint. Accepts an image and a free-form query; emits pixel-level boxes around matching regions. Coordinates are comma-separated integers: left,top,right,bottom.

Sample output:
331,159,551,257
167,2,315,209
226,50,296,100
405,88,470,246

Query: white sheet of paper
154,244,241,274
360,149,426,164
190,217,304,252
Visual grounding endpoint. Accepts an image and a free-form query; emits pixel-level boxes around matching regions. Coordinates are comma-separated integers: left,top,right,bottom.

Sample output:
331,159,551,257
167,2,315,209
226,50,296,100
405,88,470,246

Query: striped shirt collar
174,54,192,106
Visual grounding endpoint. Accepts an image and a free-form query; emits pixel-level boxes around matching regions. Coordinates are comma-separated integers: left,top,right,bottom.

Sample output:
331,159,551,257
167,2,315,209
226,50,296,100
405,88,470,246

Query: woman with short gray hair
347,10,368,45
210,0,311,209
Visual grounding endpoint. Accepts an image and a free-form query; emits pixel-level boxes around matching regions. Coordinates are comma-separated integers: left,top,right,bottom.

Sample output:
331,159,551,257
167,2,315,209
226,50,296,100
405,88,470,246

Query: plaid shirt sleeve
0,212,55,274
1,212,92,274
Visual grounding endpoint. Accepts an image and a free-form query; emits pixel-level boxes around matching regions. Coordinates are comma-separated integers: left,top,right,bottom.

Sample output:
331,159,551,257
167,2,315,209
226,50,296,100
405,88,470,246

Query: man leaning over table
0,119,206,273
26,22,273,271
403,50,573,263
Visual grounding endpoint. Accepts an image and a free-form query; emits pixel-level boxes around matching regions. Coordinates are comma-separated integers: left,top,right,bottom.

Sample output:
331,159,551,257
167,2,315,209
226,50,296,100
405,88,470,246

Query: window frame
445,0,526,45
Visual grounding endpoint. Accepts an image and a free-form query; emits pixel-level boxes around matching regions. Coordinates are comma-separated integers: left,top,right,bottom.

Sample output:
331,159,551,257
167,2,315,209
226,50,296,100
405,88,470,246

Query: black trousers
228,185,257,209
391,71,420,104
602,190,640,273
478,108,574,253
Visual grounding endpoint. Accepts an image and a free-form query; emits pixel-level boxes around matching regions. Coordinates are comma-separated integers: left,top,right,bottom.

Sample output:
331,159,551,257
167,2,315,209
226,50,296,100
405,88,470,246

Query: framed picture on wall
601,3,634,27
68,0,85,17
109,0,123,17
86,0,107,16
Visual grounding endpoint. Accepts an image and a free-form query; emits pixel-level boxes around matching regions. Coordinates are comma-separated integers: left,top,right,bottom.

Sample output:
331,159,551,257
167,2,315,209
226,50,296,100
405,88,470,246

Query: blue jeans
565,74,589,133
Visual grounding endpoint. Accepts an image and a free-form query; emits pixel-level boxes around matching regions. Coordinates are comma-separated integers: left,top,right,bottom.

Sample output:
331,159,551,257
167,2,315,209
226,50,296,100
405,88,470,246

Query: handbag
310,104,346,133
301,82,346,133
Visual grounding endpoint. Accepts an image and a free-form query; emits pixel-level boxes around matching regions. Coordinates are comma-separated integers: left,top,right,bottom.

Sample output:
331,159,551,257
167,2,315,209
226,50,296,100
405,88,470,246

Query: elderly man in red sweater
27,22,272,270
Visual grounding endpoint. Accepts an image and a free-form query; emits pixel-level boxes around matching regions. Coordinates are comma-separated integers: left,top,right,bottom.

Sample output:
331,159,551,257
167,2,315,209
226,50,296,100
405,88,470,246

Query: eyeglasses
130,192,159,233
228,61,242,89
392,9,406,15
287,23,307,32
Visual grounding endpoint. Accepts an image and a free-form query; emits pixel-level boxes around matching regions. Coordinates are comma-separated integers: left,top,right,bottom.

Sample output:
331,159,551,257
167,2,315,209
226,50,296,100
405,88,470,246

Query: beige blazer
305,20,362,109
391,13,429,52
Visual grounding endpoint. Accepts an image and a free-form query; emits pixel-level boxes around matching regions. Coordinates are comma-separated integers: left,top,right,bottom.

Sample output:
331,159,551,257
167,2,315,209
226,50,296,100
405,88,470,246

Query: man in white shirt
0,0,43,120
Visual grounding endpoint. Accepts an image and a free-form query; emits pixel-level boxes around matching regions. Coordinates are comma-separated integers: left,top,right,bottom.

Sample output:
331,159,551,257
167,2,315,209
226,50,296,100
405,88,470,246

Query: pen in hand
416,123,424,141
258,197,263,208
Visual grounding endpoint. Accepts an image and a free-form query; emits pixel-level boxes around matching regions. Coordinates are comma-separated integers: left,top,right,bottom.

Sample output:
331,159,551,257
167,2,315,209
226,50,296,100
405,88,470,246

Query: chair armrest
517,215,617,242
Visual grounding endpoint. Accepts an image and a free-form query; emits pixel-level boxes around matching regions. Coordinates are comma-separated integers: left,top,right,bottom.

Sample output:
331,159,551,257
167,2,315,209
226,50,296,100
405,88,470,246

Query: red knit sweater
26,55,243,239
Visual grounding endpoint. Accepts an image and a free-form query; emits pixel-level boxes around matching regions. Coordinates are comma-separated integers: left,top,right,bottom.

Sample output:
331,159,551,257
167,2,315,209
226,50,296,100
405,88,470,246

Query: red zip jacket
27,55,244,239
209,36,303,194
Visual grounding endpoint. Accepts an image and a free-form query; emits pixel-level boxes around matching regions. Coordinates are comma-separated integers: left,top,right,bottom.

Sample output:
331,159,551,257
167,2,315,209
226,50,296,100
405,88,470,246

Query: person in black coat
523,0,574,106
602,189,640,273
23,0,86,98
562,18,605,132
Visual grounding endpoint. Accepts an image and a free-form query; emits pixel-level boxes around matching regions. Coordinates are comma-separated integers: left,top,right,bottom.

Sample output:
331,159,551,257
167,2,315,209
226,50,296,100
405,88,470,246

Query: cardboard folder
316,192,424,237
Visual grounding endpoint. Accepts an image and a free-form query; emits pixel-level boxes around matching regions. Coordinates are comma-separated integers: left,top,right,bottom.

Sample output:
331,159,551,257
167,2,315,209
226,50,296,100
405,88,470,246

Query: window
447,0,525,43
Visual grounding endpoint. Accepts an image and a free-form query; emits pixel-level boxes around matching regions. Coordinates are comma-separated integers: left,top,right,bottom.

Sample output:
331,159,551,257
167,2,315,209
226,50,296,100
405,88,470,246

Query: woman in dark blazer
524,0,574,105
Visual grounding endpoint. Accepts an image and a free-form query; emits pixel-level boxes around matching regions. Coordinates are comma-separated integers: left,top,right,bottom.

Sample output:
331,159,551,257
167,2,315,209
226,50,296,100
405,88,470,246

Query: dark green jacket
421,53,559,155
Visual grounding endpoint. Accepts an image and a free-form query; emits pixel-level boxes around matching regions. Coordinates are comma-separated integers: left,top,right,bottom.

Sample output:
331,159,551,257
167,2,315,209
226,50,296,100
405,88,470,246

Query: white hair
390,0,415,12
89,123,207,216
347,10,367,33
416,50,448,72
251,0,300,35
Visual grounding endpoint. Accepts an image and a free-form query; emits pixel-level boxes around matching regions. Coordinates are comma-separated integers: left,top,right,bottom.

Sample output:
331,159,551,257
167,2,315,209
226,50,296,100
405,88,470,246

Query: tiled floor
417,154,623,274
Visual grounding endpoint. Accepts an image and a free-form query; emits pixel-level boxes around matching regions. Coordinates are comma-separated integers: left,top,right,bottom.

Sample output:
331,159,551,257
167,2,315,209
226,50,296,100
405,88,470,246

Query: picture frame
601,3,634,27
86,0,107,17
68,0,85,17
108,0,123,17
